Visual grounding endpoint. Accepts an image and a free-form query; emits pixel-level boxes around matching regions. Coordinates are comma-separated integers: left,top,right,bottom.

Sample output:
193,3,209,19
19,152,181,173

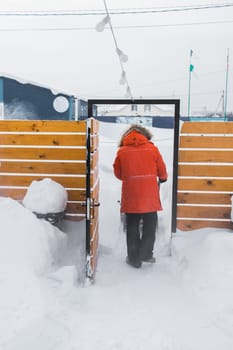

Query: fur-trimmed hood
118,124,153,147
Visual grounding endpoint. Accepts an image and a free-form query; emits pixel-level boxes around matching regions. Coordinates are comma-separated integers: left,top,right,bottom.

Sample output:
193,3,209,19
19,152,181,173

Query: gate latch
81,198,100,219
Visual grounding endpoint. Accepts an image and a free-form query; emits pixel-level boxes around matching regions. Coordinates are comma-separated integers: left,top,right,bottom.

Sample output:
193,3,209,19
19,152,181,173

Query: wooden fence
0,119,99,279
177,122,233,231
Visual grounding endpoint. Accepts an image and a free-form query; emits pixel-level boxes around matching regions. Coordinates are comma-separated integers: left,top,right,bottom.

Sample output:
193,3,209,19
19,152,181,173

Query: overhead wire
0,2,231,106
0,2,232,16
0,19,233,32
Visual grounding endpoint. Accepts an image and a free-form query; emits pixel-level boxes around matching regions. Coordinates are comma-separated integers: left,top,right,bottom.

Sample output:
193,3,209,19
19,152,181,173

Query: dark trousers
126,212,157,263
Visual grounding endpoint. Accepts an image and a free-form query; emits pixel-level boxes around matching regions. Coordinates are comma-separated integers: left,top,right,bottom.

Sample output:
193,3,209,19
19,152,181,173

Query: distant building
101,103,174,127
0,74,96,120
104,103,173,116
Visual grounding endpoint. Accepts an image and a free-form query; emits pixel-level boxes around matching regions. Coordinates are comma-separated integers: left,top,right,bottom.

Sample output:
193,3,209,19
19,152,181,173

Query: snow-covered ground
1,122,233,350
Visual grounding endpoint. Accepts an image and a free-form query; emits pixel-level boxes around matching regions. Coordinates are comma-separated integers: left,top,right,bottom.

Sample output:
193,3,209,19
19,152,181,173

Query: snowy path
3,236,233,350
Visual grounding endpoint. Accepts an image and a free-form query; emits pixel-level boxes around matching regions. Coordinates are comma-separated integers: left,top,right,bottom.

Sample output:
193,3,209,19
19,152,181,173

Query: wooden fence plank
91,118,100,133
177,192,232,205
92,166,99,186
64,214,85,222
181,122,233,134
90,208,99,233
178,164,233,177
67,189,86,201
92,179,100,200
91,150,99,169
0,161,86,174
91,135,99,152
0,188,86,202
180,136,233,148
178,178,233,191
66,202,86,215
0,174,95,188
0,120,86,132
0,188,28,200
0,134,86,146
0,147,86,160
90,213,99,274
177,219,233,231
179,150,233,163
0,175,86,188
90,229,99,273
177,205,231,219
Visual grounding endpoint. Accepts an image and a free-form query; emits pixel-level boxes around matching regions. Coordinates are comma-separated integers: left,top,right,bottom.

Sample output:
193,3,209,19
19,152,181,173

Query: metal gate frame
85,118,91,272
85,117,100,281
87,99,180,234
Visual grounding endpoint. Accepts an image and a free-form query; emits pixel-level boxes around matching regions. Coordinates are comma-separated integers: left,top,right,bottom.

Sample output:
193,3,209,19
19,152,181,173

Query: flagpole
187,49,193,119
224,48,229,121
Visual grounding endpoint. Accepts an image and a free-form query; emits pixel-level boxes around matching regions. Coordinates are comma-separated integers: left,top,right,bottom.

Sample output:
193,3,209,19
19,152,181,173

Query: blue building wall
78,99,98,119
0,78,3,103
1,76,76,120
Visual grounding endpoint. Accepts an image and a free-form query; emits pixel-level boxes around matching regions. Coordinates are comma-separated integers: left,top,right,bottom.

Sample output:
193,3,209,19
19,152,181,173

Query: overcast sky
0,0,233,115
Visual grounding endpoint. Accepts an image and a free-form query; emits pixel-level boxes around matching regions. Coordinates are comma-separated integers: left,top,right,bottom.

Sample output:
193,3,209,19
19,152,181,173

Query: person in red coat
113,124,168,268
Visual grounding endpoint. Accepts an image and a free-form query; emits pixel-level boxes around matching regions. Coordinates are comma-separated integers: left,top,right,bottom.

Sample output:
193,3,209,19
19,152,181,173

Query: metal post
224,49,229,121
0,78,4,118
187,49,193,119
187,70,192,119
86,117,91,255
172,100,180,233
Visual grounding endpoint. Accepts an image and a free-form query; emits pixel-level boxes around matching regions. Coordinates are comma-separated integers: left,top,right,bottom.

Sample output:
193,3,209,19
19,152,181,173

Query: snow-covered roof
0,72,77,98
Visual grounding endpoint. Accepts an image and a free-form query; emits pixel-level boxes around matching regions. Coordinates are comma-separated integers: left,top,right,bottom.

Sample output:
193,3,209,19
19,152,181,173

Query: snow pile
23,178,68,214
172,230,233,298
0,197,67,344
0,197,67,275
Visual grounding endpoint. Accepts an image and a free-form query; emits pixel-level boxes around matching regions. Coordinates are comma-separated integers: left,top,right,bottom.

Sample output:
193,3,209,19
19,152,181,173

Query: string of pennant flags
96,1,229,117
189,49,194,72
95,0,133,99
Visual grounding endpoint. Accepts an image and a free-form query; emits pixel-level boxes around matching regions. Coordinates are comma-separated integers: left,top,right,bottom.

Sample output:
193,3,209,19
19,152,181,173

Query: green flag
189,64,194,72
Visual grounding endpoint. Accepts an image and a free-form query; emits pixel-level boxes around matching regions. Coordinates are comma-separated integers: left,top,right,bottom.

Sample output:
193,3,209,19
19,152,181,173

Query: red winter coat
113,130,167,213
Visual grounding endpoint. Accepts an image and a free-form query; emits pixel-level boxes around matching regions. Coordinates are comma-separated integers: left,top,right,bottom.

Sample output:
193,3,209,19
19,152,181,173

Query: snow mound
0,197,67,275
23,178,68,214
172,229,233,300
0,197,67,344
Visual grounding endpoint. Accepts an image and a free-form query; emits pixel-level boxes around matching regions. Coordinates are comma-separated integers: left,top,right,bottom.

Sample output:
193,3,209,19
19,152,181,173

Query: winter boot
142,256,156,263
126,256,142,268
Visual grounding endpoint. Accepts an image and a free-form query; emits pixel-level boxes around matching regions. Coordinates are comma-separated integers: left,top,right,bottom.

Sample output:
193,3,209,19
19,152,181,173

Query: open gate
85,118,100,280
0,119,100,282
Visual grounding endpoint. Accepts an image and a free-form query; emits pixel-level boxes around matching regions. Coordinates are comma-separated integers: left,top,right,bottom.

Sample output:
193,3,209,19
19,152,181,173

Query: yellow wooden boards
0,120,87,132
180,121,233,134
177,122,233,231
0,119,99,220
